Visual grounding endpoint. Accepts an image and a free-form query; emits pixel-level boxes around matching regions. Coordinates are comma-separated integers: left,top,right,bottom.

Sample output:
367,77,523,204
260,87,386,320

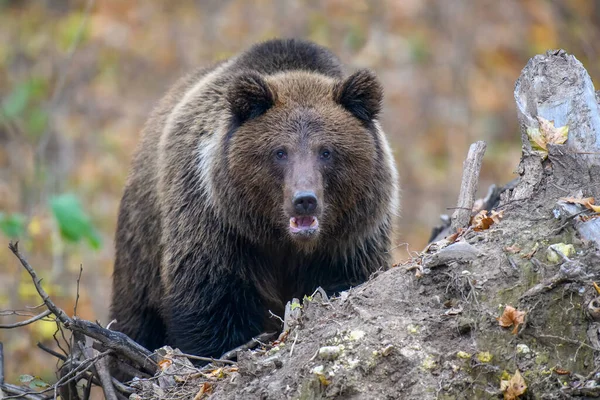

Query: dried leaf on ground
552,367,570,375
526,116,569,159
471,210,504,231
560,196,600,213
158,359,173,370
446,230,462,243
490,210,504,223
471,210,493,231
522,242,539,259
199,366,238,380
500,370,527,400
497,305,526,334
193,382,213,400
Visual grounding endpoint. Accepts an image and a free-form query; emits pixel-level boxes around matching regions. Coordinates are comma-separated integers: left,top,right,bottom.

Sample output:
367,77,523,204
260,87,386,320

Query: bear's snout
293,191,318,214
289,190,320,238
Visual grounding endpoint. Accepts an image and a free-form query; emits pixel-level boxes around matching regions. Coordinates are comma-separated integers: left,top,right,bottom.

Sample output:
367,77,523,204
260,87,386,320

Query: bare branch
0,310,52,329
82,374,93,400
8,242,157,375
52,321,69,359
51,350,112,400
221,332,277,361
79,342,117,400
94,355,118,400
67,319,156,374
0,310,42,317
1,350,112,400
111,378,135,395
0,383,49,400
171,353,235,365
0,342,4,386
74,264,83,317
450,141,487,232
36,342,67,362
8,242,71,324
26,304,46,310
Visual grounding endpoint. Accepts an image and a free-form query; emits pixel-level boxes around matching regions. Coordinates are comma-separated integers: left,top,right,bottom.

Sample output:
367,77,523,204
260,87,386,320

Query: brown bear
110,38,399,359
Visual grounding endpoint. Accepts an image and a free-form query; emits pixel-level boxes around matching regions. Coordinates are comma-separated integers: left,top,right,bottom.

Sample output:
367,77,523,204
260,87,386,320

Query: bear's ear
333,69,383,123
227,72,276,124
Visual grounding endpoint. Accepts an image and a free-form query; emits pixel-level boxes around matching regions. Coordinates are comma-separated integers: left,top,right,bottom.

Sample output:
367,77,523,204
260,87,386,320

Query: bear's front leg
165,269,267,360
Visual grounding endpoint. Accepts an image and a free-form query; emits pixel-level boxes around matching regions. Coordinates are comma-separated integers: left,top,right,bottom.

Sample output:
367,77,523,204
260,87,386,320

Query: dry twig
0,310,52,329
451,141,487,232
7,242,157,375
1,243,164,399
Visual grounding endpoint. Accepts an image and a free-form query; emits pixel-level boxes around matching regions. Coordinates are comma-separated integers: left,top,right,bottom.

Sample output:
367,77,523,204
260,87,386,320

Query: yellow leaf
18,279,40,300
28,216,42,236
210,368,224,379
538,116,568,146
589,203,600,213
476,352,493,363
33,319,57,341
526,127,547,151
317,374,331,386
526,117,569,159
501,370,527,400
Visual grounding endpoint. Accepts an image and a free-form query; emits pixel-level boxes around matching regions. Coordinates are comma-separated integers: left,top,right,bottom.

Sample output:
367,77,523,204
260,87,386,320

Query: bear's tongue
289,216,318,232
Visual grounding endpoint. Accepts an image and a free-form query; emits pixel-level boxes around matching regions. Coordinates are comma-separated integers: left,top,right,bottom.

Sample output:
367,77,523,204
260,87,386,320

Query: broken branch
451,141,487,232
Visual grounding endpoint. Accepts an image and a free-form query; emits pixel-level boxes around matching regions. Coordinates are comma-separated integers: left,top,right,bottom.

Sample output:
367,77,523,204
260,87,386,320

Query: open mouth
289,216,319,235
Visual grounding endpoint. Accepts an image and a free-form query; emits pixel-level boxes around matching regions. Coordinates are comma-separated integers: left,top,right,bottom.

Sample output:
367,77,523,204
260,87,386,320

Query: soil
205,195,600,400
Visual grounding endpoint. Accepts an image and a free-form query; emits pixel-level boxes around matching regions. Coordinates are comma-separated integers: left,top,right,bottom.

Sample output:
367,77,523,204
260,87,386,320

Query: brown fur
110,39,399,359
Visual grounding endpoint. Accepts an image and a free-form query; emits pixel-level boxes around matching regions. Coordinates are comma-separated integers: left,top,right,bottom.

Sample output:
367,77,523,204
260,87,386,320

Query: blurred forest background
2,0,600,385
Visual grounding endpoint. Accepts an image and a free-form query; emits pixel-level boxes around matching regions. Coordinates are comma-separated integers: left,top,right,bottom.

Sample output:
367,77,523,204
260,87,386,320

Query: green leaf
19,374,49,389
1,77,48,120
0,212,26,238
49,194,102,249
26,107,48,138
29,378,50,389
2,83,30,118
19,374,35,383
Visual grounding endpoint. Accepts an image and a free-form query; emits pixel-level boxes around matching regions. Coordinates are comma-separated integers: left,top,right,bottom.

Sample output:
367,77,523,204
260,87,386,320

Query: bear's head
214,69,395,250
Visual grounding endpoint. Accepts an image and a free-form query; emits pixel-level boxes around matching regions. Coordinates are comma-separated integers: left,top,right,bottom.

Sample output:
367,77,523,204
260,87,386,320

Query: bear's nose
293,191,318,214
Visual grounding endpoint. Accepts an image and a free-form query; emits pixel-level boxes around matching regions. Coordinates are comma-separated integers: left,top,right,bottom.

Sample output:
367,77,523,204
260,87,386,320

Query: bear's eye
275,149,288,160
320,149,332,160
